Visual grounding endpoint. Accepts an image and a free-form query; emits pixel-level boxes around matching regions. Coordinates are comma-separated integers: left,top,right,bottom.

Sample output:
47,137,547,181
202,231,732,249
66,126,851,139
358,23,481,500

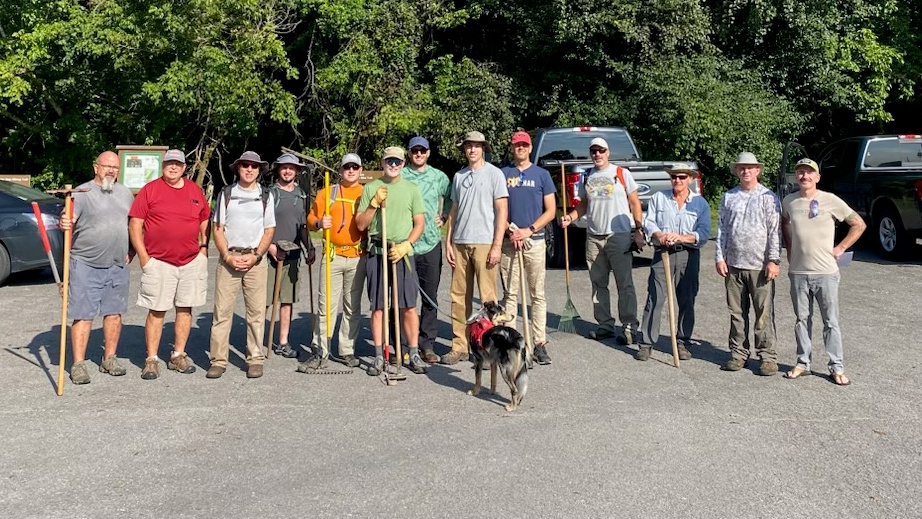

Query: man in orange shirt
298,153,368,371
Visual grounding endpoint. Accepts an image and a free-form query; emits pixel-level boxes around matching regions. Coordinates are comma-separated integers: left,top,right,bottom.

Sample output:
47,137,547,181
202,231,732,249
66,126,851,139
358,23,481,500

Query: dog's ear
465,307,485,325
484,301,500,314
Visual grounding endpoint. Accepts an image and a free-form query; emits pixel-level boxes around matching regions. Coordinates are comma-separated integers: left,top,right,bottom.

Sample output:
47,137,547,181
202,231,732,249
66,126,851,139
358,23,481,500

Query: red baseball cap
511,131,531,145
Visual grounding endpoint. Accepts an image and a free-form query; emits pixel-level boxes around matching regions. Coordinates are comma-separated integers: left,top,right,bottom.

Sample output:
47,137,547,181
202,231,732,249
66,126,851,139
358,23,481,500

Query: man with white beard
63,151,135,384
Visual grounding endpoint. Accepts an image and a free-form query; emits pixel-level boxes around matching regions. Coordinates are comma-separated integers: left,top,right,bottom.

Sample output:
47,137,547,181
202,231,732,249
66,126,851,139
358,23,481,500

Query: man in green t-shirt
356,146,426,376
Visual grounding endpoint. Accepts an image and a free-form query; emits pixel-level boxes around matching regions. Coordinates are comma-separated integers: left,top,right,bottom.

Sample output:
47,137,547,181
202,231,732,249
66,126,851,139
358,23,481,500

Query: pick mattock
265,240,299,357
56,185,75,396
661,249,681,368
31,201,62,292
557,164,580,333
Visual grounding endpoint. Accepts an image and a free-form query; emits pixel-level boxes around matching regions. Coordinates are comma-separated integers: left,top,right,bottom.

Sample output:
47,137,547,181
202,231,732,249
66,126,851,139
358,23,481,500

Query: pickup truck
779,135,922,259
528,127,704,268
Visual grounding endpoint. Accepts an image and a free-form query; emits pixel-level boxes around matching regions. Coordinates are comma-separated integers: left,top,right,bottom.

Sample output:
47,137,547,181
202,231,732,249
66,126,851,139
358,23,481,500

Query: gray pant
789,272,843,374
586,233,638,333
640,248,699,346
725,267,777,361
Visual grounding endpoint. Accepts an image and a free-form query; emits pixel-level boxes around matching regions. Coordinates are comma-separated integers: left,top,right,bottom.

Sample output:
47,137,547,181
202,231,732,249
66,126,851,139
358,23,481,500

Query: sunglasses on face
809,199,819,218
590,148,607,156
239,162,260,170
342,164,361,171
670,175,689,181
410,148,428,155
384,158,403,167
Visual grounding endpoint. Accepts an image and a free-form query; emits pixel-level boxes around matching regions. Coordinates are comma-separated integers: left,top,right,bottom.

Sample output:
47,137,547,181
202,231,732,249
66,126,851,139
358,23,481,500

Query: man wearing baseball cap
500,131,556,365
401,136,451,364
781,158,865,385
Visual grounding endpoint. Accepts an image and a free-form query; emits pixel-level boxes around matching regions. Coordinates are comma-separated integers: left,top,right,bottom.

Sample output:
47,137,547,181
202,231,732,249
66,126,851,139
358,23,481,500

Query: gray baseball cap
340,153,362,167
163,149,186,163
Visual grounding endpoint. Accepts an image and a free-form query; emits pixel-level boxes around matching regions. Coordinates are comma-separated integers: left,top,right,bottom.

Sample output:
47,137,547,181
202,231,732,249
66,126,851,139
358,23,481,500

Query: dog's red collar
468,317,494,350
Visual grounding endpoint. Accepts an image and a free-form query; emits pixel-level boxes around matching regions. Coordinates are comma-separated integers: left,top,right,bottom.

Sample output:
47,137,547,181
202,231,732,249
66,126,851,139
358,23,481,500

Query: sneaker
408,354,428,374
70,361,91,385
588,328,616,341
533,343,552,365
634,346,652,361
98,356,127,376
296,355,329,372
616,329,636,345
367,356,385,376
439,350,465,365
246,364,264,378
273,343,299,359
677,345,692,361
757,359,778,376
421,349,440,364
167,352,196,374
206,365,226,379
141,358,160,380
721,357,746,372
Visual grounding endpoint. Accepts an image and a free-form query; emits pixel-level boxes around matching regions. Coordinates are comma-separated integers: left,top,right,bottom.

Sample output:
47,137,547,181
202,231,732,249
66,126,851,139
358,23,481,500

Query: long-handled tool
265,255,285,358
31,202,62,291
557,164,580,333
661,250,680,368
380,202,405,386
56,186,74,396
391,259,406,382
517,249,534,365
324,170,332,339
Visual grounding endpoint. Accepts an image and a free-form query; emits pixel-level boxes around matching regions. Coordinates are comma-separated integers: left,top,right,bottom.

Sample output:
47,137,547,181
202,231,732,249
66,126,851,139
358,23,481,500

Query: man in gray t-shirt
64,151,135,385
209,151,276,379
442,131,509,365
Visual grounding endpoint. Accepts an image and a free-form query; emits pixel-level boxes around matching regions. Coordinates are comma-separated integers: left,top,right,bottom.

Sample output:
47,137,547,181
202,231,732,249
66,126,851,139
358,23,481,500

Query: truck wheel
545,220,565,268
876,208,908,260
0,243,10,286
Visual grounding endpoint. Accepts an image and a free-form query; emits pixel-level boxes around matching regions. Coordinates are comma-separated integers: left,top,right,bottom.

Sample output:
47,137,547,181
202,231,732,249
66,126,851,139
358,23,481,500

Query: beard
100,176,115,192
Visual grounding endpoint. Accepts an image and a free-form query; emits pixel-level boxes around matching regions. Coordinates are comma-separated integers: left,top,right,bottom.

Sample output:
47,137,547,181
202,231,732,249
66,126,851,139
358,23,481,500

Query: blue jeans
789,272,844,374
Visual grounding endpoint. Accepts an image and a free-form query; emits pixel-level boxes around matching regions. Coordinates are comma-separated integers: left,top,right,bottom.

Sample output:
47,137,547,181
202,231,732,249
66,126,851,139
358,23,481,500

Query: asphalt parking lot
1,240,921,519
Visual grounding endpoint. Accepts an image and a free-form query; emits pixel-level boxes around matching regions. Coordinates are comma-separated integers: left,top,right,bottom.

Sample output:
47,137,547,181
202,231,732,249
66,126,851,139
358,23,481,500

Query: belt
228,247,257,254
656,244,694,253
330,243,365,258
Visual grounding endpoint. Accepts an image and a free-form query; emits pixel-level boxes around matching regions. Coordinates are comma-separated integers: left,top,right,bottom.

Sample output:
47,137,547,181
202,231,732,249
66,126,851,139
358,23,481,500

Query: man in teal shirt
402,136,451,363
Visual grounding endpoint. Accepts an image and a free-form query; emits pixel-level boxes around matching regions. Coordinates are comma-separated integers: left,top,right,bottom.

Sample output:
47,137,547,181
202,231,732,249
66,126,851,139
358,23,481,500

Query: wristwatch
768,259,780,265
199,243,208,249
528,225,537,233
255,252,264,264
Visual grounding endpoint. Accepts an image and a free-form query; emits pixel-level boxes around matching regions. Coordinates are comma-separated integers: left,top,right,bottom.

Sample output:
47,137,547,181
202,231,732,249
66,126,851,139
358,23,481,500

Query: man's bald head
93,150,120,191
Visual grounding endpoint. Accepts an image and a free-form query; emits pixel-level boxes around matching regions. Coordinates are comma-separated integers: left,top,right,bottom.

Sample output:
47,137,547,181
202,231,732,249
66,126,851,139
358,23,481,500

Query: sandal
784,366,810,379
830,372,851,386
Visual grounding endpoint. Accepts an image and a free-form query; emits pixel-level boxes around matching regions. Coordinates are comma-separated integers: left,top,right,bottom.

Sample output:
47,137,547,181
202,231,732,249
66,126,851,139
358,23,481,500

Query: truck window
535,130,638,163
863,137,922,167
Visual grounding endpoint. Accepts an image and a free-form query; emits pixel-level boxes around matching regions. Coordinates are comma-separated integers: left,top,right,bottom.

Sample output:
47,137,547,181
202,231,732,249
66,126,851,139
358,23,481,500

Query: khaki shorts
266,256,300,305
137,254,208,311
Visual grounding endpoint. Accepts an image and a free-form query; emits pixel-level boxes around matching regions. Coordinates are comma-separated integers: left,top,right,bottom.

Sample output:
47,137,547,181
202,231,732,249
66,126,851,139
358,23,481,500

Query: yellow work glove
388,241,413,262
370,186,388,208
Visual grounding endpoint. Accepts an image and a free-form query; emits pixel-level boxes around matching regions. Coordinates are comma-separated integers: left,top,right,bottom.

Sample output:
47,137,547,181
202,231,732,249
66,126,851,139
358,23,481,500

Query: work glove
370,186,388,208
388,241,413,262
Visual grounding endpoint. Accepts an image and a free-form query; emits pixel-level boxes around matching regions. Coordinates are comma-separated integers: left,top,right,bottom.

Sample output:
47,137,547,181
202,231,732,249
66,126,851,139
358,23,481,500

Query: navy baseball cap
408,136,430,150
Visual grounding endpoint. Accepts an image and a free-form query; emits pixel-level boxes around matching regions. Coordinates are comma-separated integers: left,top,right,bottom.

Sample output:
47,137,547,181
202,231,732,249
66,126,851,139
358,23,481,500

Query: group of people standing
62,134,864,387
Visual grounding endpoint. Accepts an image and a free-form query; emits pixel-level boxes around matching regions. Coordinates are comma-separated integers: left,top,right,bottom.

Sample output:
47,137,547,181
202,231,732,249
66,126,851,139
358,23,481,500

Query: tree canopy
2,0,919,196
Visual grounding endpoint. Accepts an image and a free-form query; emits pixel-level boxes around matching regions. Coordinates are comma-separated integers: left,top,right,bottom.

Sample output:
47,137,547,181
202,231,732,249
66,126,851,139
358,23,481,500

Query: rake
557,164,580,333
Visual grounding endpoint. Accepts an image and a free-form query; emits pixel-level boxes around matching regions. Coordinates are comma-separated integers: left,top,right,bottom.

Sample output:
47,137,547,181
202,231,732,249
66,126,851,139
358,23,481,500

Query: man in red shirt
128,149,211,380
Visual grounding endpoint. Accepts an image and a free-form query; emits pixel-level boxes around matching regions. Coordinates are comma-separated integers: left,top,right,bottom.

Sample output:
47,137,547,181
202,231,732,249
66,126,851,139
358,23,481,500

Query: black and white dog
466,301,529,412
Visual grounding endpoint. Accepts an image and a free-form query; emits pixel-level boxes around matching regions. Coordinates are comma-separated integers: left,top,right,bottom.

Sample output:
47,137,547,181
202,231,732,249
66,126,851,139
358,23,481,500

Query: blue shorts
366,253,418,310
67,258,129,320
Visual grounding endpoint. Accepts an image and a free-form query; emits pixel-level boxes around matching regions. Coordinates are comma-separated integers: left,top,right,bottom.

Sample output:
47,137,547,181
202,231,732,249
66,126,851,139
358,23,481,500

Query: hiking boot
439,350,465,365
634,346,652,361
408,354,428,375
421,349,440,364
167,352,196,374
246,364,264,378
677,345,692,361
141,358,160,380
333,354,360,368
206,365,226,379
757,359,779,376
534,343,552,365
367,356,385,376
70,361,91,385
297,355,329,372
588,328,616,341
616,329,636,345
273,343,299,359
98,356,127,376
721,357,746,372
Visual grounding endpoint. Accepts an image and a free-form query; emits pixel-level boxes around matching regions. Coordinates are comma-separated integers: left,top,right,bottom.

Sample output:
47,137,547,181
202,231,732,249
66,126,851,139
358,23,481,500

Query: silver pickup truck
529,127,703,267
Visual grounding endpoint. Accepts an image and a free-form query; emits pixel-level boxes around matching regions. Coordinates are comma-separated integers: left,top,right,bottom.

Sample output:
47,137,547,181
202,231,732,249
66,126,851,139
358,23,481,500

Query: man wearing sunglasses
356,146,427,376
300,153,367,371
561,137,644,345
208,151,276,379
443,131,509,365
715,152,781,376
500,131,557,365
780,158,865,386
635,165,711,361
402,136,451,364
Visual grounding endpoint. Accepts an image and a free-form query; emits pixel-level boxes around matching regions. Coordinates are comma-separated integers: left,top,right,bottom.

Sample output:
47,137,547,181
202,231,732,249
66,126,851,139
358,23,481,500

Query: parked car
779,135,922,259
529,126,704,268
0,180,64,285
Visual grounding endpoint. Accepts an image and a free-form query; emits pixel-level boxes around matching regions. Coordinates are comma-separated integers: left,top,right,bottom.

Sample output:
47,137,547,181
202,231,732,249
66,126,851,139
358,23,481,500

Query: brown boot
246,364,264,379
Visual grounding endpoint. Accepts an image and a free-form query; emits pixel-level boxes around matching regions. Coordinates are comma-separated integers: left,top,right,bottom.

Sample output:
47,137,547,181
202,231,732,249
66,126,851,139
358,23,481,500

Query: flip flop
831,372,851,386
784,366,810,379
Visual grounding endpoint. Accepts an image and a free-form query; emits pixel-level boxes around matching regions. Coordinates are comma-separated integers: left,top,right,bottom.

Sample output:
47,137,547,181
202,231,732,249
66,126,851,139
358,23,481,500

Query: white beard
100,176,115,192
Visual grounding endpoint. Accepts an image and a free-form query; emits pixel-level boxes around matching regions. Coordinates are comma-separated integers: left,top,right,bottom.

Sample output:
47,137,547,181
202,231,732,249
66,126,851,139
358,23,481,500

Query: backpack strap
615,166,626,188
220,183,269,222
